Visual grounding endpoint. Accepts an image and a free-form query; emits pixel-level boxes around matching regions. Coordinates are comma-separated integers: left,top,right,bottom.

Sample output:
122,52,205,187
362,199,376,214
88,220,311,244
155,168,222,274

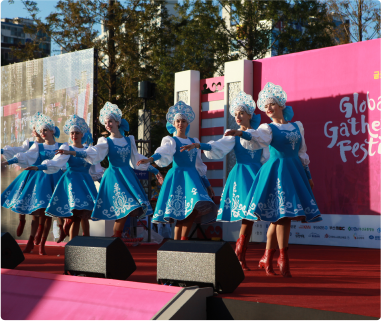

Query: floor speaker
157,240,244,293
1,232,25,269
65,236,136,280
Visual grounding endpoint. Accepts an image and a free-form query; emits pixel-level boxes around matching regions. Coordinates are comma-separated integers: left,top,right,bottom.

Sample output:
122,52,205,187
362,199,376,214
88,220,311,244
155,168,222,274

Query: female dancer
26,115,98,241
1,114,64,255
57,102,154,237
137,101,217,240
181,92,269,270
1,112,45,237
226,82,321,277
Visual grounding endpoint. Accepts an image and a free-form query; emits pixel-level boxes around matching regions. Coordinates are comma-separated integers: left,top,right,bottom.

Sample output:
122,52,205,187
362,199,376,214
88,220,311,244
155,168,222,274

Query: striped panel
205,162,223,170
201,118,225,128
201,101,225,112
209,179,224,187
200,127,224,136
201,109,224,119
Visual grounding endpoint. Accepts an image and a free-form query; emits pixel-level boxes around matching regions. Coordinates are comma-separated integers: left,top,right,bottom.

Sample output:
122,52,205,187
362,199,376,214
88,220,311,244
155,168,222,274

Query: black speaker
137,81,155,99
157,240,244,293
1,232,25,269
64,236,136,280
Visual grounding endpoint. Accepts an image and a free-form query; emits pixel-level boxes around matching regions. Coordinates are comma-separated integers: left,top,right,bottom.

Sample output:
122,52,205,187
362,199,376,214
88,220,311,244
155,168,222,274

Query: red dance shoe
235,235,250,270
240,246,251,271
34,224,43,245
63,218,74,236
277,247,292,278
23,236,35,254
112,231,122,238
56,224,66,243
16,219,26,237
180,236,189,240
39,237,47,255
258,249,277,276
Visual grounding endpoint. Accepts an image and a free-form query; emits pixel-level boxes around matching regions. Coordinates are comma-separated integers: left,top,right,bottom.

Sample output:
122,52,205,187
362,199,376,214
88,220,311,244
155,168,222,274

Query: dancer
137,101,217,240
181,91,269,270
57,102,153,237
226,82,321,277
1,114,63,255
1,112,45,237
26,115,99,241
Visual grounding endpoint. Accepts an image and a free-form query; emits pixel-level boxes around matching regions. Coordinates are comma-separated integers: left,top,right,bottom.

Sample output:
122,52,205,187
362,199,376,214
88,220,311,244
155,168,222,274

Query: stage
6,240,379,319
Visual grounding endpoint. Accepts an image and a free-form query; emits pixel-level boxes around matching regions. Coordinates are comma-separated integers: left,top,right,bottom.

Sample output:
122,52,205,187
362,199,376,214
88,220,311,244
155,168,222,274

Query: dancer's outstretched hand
180,143,199,152
2,161,9,166
25,166,38,171
156,172,164,185
309,179,314,189
55,149,74,156
224,129,242,137
137,158,152,167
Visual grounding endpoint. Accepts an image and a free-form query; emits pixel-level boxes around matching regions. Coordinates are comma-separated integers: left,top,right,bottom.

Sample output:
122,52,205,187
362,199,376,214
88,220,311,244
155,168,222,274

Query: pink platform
1,269,180,320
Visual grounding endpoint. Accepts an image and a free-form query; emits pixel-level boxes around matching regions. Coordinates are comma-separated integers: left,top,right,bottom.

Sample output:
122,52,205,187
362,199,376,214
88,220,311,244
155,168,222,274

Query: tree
323,0,380,42
218,0,336,60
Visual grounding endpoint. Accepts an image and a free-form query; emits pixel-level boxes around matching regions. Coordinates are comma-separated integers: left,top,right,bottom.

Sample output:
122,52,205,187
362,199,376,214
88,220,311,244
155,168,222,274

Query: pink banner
253,39,381,215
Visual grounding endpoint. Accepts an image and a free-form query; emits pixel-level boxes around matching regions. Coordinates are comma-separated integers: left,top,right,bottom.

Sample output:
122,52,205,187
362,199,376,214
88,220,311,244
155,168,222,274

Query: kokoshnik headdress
230,91,261,129
29,111,43,130
257,82,294,121
99,101,129,136
63,114,93,145
34,114,61,139
165,101,195,135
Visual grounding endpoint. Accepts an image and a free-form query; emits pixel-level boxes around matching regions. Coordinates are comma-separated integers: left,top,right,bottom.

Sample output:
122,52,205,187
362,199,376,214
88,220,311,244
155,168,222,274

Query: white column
222,59,254,242
174,70,200,139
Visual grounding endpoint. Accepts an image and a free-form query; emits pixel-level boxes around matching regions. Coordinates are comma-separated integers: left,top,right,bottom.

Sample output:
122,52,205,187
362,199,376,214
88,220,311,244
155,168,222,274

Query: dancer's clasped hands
224,129,243,137
180,143,199,152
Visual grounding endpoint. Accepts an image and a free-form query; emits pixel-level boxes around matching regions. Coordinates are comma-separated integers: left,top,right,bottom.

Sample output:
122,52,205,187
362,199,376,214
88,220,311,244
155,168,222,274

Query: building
1,17,51,65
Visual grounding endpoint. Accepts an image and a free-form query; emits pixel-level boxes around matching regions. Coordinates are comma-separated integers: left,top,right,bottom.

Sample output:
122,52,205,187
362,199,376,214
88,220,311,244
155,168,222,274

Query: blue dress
46,146,97,218
91,137,153,220
7,143,64,215
243,123,321,222
1,142,36,210
217,136,264,222
152,137,217,224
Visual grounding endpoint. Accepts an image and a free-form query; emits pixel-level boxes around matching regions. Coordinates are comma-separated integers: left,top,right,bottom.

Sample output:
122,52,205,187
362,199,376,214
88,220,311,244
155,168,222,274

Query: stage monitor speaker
157,240,244,294
65,236,136,280
1,232,25,269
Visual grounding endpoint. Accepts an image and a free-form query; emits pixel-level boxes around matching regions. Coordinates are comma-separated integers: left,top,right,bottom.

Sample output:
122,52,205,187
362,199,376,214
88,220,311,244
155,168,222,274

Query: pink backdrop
253,39,381,215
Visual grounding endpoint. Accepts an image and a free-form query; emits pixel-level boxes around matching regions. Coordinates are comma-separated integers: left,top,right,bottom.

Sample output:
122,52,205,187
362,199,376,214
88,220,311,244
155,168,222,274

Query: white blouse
153,136,208,177
2,138,34,161
12,142,63,168
204,130,270,164
83,135,149,171
41,144,105,181
241,121,310,166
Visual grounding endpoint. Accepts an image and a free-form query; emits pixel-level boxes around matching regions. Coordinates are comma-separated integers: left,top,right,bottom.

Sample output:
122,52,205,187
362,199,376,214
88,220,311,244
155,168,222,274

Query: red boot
180,236,189,240
56,224,66,243
240,246,251,271
34,224,43,245
17,218,26,237
23,236,35,253
112,230,122,238
63,218,74,236
39,237,47,255
277,247,292,278
235,235,250,270
258,249,277,276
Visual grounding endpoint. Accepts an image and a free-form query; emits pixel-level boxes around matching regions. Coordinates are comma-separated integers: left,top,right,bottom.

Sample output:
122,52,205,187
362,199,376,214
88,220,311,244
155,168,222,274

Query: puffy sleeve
193,138,207,177
203,131,235,159
2,139,31,161
260,146,270,165
295,121,312,180
8,142,39,168
82,137,109,165
152,136,176,167
128,135,149,170
89,163,105,181
41,143,70,174
241,124,273,151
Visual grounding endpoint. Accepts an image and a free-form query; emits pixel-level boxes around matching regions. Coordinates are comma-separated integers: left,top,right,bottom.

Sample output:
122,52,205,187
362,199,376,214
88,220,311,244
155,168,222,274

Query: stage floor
14,241,380,318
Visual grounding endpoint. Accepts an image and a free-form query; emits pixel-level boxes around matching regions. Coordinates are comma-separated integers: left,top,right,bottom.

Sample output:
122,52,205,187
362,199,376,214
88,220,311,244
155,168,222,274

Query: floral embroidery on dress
165,185,194,217
187,148,197,162
45,150,56,159
4,181,24,207
221,182,248,218
247,149,257,159
116,145,131,162
67,183,90,208
14,185,45,213
285,131,301,150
